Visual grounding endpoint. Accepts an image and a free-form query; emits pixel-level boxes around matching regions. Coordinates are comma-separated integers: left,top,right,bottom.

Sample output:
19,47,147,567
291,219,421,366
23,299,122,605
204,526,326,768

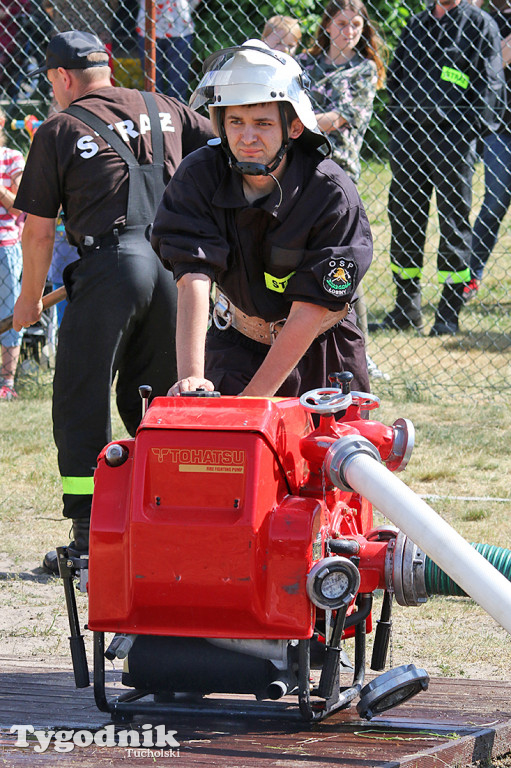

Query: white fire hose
325,436,511,636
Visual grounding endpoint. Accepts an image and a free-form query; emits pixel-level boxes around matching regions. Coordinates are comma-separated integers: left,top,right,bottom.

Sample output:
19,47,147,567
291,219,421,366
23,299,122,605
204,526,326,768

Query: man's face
223,103,290,168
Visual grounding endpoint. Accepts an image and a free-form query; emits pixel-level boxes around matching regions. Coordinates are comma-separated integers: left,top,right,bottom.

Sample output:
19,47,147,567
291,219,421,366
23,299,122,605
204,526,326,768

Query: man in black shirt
152,41,373,398
13,31,213,570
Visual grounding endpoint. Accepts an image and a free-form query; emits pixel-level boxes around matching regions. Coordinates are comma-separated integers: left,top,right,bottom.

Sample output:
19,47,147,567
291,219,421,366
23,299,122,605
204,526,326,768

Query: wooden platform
1,656,510,766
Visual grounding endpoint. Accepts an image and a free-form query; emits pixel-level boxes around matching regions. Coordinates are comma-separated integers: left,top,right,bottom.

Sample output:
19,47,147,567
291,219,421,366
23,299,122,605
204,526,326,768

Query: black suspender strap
65,104,139,167
140,91,164,167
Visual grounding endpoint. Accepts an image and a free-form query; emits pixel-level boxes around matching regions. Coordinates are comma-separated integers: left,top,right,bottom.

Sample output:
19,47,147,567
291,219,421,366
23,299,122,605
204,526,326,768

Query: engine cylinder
123,636,283,696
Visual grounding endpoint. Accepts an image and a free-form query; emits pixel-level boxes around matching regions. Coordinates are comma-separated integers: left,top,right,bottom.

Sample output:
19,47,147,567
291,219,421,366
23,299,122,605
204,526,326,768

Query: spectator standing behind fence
0,107,25,401
297,0,388,378
136,0,200,101
373,0,505,337
297,0,386,184
0,0,30,95
465,0,511,302
261,15,302,56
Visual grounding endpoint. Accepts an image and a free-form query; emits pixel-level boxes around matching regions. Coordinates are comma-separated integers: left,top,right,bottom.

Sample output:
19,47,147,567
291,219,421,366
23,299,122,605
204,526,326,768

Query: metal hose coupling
386,418,415,472
324,435,382,492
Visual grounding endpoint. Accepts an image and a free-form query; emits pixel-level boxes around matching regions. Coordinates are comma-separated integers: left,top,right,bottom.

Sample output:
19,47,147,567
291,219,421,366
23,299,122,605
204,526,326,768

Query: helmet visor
189,44,298,111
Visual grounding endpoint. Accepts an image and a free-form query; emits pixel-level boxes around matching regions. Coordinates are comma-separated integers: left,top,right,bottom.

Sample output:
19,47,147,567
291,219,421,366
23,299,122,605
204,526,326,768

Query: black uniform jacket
152,142,373,323
387,0,506,136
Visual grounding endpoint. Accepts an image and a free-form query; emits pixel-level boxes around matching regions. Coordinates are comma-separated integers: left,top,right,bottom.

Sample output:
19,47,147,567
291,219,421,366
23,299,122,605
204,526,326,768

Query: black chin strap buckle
232,161,269,176
231,140,292,177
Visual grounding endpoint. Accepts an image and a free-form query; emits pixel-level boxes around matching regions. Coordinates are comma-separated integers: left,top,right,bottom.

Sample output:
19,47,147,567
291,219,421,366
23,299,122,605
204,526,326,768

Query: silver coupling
385,531,428,606
324,435,381,492
386,418,415,473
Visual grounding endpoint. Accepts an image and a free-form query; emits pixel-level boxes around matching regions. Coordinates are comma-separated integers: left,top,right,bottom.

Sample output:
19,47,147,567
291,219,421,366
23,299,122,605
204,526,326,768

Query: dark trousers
53,233,177,520
471,131,511,281
388,123,476,280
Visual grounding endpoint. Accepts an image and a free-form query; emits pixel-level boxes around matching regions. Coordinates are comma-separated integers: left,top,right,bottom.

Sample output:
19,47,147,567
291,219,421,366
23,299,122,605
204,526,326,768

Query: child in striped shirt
0,107,25,400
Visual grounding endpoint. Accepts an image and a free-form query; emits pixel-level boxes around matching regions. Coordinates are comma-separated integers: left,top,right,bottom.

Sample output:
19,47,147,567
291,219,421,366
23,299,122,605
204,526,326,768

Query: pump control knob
139,385,152,400
328,371,353,394
139,385,152,417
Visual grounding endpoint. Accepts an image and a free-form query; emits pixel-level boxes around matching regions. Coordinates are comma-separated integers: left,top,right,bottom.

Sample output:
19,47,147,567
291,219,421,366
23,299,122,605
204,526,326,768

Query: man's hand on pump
168,376,215,396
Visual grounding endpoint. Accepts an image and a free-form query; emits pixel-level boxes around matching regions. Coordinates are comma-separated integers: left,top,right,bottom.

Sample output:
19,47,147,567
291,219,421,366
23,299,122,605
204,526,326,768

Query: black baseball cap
31,30,108,76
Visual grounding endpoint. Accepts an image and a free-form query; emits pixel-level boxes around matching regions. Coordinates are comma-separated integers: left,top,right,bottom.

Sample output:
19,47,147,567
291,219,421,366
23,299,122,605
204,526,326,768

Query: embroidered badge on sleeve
323,259,358,298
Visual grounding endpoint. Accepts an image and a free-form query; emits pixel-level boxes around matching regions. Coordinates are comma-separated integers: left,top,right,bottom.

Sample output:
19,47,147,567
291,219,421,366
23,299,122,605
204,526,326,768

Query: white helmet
190,40,330,170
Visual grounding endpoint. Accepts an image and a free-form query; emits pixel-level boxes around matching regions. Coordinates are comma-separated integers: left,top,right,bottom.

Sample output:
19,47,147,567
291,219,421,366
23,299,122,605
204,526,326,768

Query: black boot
429,283,465,336
369,278,424,332
42,518,90,575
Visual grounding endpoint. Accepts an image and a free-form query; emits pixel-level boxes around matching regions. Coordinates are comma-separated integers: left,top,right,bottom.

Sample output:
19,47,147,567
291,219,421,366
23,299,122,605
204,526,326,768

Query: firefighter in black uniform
12,31,213,571
152,41,373,398
372,0,505,336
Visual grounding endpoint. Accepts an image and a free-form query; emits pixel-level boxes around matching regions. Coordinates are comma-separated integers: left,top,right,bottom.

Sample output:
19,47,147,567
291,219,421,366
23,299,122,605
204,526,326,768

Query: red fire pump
57,372,511,722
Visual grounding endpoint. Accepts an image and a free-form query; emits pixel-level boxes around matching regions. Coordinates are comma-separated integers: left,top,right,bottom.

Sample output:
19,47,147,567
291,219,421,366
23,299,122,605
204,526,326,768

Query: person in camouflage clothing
298,0,386,183
298,0,387,379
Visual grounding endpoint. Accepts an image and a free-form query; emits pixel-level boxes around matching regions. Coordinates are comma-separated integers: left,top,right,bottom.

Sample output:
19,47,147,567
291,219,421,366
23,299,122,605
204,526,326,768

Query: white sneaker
366,353,390,380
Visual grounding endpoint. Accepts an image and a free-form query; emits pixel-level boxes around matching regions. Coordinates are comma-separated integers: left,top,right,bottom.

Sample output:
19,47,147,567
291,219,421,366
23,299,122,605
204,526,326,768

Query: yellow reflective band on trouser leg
438,268,471,284
61,476,95,495
390,264,422,280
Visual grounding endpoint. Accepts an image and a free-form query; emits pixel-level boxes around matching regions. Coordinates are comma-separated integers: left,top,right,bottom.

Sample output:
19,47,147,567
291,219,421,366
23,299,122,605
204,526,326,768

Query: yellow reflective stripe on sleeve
390,264,422,280
264,271,296,293
441,66,469,89
62,476,95,495
438,268,471,284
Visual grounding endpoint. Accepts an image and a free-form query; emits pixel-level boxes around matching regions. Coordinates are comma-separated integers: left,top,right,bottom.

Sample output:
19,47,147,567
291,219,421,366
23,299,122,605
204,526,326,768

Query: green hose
425,543,511,597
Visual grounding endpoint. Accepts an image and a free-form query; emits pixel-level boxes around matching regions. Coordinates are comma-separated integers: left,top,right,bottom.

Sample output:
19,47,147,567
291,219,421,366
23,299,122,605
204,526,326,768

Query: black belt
79,227,125,253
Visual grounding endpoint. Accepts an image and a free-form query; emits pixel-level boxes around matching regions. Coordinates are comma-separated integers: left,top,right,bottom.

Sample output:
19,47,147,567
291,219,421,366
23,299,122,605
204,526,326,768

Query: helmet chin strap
219,103,292,177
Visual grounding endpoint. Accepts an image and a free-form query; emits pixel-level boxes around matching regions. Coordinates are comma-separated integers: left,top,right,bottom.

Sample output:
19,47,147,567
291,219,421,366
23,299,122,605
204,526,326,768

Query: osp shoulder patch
322,259,357,298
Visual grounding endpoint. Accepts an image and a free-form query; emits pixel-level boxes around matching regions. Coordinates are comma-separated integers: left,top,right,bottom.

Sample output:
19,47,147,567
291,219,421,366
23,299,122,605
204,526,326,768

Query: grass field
357,160,511,396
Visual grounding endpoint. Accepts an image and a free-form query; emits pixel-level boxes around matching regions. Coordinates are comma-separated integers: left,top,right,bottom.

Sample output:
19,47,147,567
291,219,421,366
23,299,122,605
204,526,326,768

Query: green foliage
194,0,428,62
366,1,425,48
194,0,322,66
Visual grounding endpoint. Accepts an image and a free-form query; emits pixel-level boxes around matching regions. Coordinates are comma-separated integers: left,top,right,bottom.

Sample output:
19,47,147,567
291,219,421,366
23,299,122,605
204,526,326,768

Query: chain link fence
1,0,510,397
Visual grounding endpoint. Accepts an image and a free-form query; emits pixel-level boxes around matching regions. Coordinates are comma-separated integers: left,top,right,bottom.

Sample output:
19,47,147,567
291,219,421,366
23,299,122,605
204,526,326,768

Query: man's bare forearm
167,272,214,395
21,218,55,298
13,214,56,331
242,302,329,397
176,273,211,380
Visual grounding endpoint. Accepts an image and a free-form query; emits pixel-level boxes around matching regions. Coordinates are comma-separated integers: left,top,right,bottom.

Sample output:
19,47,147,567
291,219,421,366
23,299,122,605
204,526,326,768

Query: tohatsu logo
152,447,245,473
